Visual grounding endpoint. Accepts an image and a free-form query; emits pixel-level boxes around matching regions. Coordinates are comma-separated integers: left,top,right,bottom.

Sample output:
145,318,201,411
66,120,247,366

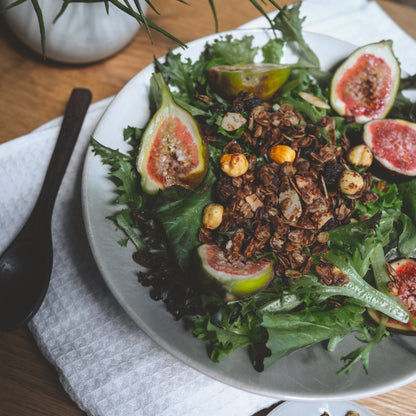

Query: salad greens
91,2,416,375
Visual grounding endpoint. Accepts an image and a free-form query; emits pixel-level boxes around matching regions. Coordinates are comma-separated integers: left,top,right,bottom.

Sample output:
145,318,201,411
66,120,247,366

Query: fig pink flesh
147,115,199,186
369,121,416,172
394,260,416,319
336,54,392,118
205,245,270,276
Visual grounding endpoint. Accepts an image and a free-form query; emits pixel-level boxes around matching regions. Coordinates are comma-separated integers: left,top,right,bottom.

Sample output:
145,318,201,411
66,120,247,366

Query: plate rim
81,27,416,401
268,400,377,416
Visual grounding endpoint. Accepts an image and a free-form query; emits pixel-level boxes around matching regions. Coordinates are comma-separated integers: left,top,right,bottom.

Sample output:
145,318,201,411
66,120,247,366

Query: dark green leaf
263,304,365,367
154,170,216,269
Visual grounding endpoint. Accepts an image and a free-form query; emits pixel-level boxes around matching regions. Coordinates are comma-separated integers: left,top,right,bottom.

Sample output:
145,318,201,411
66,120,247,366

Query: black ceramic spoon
0,88,92,331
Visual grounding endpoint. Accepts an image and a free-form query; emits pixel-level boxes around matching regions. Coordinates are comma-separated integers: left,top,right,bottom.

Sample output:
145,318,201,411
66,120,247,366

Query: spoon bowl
0,88,92,331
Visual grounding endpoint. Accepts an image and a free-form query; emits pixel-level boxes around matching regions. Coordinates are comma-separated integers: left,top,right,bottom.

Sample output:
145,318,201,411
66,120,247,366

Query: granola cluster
199,93,379,285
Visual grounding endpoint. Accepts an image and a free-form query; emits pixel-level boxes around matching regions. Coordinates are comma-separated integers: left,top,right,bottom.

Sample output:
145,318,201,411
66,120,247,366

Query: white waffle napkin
1,1,415,415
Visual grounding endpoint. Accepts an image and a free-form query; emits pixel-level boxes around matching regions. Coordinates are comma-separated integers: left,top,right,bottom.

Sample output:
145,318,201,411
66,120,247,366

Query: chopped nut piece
298,91,331,109
347,144,373,168
316,231,329,243
339,170,364,196
312,212,333,229
198,102,377,280
220,153,249,177
279,178,302,222
221,112,247,131
202,203,224,229
197,94,211,104
269,144,296,164
245,194,264,211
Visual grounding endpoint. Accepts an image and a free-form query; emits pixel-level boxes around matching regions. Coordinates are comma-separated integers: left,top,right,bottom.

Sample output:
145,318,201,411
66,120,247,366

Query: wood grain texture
0,1,416,415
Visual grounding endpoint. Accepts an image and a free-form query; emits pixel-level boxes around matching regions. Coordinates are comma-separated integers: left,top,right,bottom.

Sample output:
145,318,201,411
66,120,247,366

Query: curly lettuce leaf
262,38,285,64
193,302,266,363
204,35,259,66
272,2,320,67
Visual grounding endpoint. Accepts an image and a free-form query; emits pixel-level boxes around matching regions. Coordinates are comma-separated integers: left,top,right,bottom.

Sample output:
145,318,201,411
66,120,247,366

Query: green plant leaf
153,169,216,270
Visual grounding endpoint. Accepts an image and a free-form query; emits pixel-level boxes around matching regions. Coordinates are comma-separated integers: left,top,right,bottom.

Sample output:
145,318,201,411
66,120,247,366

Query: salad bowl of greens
82,9,416,400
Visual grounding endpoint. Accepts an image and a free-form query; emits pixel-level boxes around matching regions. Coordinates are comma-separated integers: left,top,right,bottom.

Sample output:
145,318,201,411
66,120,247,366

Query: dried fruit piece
363,119,416,179
368,258,416,333
197,244,274,300
330,40,400,123
136,73,208,194
206,63,291,101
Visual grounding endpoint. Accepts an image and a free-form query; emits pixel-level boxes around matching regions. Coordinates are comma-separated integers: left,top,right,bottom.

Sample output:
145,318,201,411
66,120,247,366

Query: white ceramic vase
2,0,148,64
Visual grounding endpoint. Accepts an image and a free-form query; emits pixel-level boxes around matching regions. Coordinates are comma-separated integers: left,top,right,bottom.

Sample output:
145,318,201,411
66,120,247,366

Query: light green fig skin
330,40,401,124
197,244,274,300
136,73,208,194
206,63,291,101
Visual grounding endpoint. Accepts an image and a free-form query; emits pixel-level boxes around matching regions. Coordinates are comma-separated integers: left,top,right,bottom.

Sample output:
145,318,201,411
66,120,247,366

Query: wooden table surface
1,1,416,415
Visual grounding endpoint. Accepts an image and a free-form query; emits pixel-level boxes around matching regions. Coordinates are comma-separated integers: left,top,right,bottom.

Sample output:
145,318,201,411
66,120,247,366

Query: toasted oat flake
197,96,378,281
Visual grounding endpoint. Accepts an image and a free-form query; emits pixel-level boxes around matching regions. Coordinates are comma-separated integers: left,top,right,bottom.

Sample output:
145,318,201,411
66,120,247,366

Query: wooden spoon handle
29,88,92,227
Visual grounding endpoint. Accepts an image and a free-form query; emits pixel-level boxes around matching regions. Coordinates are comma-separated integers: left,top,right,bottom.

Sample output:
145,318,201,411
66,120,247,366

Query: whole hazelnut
202,203,224,229
220,153,249,177
339,169,364,196
269,144,296,164
347,144,373,168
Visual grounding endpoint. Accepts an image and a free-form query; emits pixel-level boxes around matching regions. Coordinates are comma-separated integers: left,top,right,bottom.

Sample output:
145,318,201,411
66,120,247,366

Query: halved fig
363,119,416,179
197,244,274,300
369,258,416,333
206,63,291,101
330,40,400,123
136,73,208,194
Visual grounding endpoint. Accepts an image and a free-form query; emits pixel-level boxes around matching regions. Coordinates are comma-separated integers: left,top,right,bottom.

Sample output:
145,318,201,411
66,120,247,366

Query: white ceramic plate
269,401,376,416
81,29,416,401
